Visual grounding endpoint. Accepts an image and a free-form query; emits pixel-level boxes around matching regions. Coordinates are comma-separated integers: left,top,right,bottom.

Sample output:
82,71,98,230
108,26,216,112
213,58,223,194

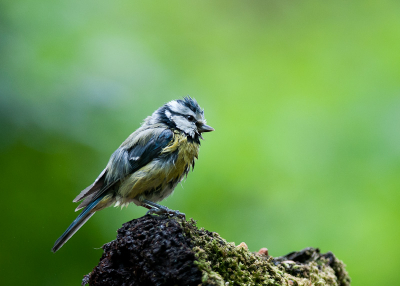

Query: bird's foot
165,208,186,218
145,207,185,218
142,199,186,218
145,208,165,216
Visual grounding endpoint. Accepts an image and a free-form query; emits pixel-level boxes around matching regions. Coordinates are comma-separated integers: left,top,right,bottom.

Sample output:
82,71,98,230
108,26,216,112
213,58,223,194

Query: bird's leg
145,208,166,216
142,199,185,218
141,203,154,210
140,202,162,215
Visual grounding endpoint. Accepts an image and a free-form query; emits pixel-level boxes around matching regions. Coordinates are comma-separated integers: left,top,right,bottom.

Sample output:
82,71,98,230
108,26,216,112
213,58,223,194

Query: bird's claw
146,208,164,216
168,209,186,218
145,207,185,219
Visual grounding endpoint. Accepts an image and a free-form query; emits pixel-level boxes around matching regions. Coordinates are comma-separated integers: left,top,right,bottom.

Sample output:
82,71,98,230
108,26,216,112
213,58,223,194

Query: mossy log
83,215,351,286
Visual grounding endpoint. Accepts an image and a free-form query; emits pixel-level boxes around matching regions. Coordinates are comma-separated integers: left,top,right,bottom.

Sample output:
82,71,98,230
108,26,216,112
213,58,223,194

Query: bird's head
151,96,214,140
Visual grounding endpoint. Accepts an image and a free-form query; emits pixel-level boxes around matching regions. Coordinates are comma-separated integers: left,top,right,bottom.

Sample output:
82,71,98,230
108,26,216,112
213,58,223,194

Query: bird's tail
52,195,104,253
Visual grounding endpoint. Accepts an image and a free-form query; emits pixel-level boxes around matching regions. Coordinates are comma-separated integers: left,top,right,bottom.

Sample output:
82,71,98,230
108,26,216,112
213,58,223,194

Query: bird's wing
73,128,174,210
106,128,174,182
129,128,175,173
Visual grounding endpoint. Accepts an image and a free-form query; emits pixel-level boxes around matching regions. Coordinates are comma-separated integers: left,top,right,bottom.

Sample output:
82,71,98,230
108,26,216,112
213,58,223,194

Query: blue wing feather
106,129,174,182
128,129,174,171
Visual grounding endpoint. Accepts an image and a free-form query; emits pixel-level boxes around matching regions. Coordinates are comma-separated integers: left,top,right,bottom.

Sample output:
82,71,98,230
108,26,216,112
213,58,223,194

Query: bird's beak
197,123,214,133
197,123,214,140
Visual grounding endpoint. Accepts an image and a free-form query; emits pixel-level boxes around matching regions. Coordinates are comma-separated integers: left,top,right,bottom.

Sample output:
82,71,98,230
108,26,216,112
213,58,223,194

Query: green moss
180,219,351,286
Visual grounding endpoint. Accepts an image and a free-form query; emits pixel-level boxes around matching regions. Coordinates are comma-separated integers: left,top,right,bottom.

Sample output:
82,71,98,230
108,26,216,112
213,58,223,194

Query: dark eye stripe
171,112,197,121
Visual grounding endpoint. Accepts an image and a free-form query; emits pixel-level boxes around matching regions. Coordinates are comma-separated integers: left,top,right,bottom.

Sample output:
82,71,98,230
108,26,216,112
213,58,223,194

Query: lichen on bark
83,215,351,286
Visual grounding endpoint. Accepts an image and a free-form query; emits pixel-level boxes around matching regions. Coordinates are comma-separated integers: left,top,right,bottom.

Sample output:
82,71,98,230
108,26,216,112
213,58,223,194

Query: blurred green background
1,1,399,285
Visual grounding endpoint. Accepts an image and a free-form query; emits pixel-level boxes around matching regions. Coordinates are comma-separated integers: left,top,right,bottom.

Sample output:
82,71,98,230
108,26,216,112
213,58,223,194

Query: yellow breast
162,131,199,166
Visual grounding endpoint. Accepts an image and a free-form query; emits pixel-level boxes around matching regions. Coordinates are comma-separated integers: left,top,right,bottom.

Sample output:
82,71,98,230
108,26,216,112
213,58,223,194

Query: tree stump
83,215,351,286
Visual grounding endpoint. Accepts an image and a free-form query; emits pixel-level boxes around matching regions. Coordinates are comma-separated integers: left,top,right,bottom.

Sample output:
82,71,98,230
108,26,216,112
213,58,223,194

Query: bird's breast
162,131,199,167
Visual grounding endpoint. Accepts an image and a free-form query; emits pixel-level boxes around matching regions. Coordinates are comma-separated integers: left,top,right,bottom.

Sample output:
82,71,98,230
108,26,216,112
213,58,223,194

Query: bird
52,96,214,252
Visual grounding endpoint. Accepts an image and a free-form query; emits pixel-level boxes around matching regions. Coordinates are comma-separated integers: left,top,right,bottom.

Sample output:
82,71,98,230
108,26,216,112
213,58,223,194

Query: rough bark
83,215,351,286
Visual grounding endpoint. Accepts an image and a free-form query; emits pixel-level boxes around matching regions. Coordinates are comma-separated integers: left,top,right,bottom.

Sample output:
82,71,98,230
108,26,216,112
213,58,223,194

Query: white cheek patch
171,115,196,137
165,110,172,119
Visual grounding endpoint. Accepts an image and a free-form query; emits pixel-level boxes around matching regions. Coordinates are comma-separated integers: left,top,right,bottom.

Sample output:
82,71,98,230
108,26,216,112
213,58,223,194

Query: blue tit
52,96,214,252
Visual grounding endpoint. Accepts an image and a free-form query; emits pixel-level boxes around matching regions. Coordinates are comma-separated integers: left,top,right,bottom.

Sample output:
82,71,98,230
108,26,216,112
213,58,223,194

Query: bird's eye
187,115,195,122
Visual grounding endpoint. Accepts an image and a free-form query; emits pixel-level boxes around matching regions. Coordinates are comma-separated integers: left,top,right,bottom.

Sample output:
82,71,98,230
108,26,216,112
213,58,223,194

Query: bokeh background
1,1,400,285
